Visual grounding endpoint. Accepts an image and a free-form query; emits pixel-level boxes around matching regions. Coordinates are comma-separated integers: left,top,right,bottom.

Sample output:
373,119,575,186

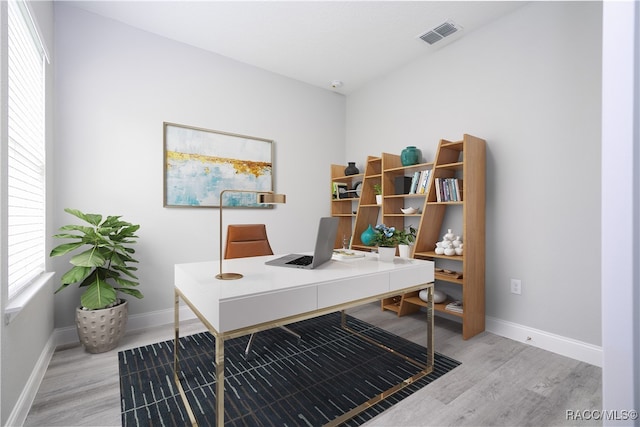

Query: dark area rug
119,312,460,426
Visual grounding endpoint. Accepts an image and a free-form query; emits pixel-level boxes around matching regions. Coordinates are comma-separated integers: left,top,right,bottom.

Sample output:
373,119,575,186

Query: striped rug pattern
119,312,460,426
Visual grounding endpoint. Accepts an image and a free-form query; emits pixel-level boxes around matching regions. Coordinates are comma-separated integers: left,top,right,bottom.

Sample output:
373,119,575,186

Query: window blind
7,0,47,298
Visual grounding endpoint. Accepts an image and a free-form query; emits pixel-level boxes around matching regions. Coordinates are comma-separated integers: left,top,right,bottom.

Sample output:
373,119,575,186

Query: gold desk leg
330,285,434,426
174,289,179,376
425,286,434,371
215,332,225,426
174,289,198,427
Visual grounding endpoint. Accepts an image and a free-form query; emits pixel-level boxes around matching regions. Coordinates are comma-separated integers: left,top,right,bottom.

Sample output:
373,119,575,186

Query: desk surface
175,253,434,334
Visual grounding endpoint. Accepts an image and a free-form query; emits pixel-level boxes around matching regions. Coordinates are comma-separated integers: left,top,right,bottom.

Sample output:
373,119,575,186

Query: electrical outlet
510,279,522,295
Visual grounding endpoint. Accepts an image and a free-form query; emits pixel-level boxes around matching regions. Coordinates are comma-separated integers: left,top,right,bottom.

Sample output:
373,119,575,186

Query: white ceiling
66,1,528,94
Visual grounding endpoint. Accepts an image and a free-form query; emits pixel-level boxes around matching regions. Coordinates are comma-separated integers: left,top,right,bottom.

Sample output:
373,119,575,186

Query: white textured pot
75,300,128,354
398,244,411,259
375,194,383,205
377,246,396,262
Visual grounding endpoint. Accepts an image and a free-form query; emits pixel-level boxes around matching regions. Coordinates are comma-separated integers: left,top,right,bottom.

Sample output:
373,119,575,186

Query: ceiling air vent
418,20,462,45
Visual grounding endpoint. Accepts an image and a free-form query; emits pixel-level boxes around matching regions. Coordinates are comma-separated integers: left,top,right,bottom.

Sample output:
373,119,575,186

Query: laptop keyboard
286,255,313,266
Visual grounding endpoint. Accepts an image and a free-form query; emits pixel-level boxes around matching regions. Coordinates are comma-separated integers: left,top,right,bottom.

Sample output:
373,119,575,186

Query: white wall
52,4,346,328
346,2,602,346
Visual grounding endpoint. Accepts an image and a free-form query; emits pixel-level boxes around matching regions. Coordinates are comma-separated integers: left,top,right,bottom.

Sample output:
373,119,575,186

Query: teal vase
360,224,376,246
401,146,421,166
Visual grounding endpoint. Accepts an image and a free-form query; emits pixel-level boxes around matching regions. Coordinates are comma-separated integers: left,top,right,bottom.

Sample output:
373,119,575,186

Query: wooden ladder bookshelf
331,135,486,340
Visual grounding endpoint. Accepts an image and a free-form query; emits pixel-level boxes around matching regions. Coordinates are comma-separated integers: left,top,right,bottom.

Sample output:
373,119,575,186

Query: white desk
174,252,434,426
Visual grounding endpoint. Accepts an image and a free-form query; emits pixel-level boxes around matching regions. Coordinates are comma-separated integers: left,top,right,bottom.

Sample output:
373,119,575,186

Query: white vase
444,229,455,241
375,194,383,205
398,244,410,259
377,246,396,262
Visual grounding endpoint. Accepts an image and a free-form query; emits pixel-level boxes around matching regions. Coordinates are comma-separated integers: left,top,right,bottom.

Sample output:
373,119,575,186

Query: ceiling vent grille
418,20,462,45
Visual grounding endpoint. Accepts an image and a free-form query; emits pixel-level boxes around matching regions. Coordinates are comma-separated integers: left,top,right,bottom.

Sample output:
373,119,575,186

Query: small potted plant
371,224,399,262
50,208,143,353
396,225,417,258
374,183,383,205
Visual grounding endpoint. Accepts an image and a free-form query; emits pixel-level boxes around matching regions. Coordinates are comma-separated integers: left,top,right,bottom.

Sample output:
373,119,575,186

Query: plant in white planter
396,225,417,258
50,208,143,353
374,184,383,205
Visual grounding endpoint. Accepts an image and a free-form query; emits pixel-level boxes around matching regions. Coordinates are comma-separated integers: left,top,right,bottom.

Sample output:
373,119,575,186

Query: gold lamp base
215,272,244,280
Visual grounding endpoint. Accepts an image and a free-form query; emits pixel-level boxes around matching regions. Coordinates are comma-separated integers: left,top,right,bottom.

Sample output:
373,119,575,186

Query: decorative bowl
433,290,448,303
400,207,418,214
419,289,447,304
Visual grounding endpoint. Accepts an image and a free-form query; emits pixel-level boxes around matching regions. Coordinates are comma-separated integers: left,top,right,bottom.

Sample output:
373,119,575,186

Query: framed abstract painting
163,122,274,207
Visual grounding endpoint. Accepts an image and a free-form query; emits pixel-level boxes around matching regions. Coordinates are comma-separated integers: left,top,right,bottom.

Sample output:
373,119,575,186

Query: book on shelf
409,171,421,194
412,170,430,194
445,300,463,313
455,179,463,201
332,182,348,199
435,178,463,202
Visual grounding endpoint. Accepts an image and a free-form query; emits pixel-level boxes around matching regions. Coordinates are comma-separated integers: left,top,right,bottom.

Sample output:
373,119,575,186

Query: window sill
4,272,55,325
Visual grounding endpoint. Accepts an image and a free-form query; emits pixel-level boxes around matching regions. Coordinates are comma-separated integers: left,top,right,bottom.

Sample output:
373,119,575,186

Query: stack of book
435,178,463,202
445,300,463,313
332,250,365,260
409,170,431,194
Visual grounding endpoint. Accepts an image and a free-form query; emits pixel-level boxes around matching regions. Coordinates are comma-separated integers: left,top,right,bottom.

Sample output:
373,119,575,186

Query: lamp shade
257,193,286,204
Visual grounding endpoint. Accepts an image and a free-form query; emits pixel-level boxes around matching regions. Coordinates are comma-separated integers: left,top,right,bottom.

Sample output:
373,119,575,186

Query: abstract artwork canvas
163,122,273,207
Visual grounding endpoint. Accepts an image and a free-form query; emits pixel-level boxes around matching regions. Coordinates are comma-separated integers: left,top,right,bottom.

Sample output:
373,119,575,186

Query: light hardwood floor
24,304,602,426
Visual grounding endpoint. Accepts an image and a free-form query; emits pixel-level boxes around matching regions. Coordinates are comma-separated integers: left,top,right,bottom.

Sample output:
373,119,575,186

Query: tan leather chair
224,224,274,260
224,224,301,357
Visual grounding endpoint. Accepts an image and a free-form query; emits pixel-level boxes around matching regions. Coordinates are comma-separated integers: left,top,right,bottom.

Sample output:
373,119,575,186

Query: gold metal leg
215,332,225,426
174,289,179,376
329,285,434,426
174,289,198,426
425,286,434,369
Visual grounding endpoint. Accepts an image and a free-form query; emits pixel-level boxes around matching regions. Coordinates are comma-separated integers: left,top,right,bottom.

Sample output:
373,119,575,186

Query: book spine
409,171,420,194
444,178,451,201
419,170,430,194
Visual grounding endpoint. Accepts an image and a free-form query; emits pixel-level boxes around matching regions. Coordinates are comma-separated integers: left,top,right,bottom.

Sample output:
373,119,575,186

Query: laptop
265,217,339,269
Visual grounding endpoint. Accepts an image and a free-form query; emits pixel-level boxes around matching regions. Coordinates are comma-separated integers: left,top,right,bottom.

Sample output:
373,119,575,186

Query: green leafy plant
371,224,399,247
373,184,382,195
397,225,417,245
50,208,143,310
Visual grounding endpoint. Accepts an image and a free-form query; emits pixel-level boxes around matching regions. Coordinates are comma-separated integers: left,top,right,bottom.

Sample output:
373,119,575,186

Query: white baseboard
9,305,197,426
486,316,603,367
53,303,198,347
5,333,57,427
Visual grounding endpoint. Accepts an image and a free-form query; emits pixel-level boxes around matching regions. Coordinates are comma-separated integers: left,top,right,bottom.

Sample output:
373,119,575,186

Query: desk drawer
389,265,434,292
219,286,316,332
317,274,388,309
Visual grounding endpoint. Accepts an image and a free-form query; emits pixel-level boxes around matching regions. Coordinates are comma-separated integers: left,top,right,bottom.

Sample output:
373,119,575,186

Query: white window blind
7,0,48,298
